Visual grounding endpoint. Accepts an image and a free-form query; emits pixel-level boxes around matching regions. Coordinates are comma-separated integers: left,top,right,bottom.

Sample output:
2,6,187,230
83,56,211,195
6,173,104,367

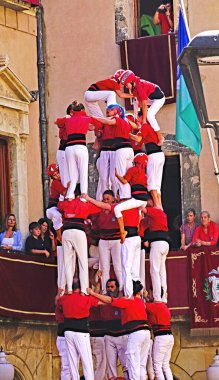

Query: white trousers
147,152,165,193
65,331,94,380
62,229,89,294
126,330,151,380
96,151,114,200
109,151,118,197
56,336,72,380
57,246,67,290
114,147,134,199
105,335,128,379
121,236,141,298
99,239,123,293
65,145,88,198
90,336,107,380
56,149,69,187
146,338,155,380
46,206,63,231
114,199,146,218
150,241,169,302
84,90,117,118
147,97,165,132
140,249,146,290
152,335,174,380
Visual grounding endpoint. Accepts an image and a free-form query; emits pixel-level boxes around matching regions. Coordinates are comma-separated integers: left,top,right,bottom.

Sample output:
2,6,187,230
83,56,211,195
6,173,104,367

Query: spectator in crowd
38,218,56,254
25,222,50,257
153,1,174,34
0,213,23,251
192,211,219,247
180,208,199,251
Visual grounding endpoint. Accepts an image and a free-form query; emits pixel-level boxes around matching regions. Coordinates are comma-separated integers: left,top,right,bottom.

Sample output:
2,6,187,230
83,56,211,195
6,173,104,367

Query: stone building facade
0,1,218,379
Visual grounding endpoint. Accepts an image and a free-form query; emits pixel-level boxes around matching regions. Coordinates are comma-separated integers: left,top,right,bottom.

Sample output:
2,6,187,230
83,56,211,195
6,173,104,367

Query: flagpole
179,0,219,186
178,0,191,40
206,129,219,185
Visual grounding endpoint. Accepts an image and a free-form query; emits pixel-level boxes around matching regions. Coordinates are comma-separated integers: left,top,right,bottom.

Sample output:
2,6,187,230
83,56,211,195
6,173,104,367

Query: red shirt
48,179,66,208
94,209,120,240
58,292,99,319
95,78,120,91
58,198,101,220
145,207,168,232
113,116,131,139
192,221,219,246
146,302,172,334
138,123,158,145
124,166,147,187
159,13,174,34
112,204,140,228
133,78,156,102
56,111,93,136
112,297,148,326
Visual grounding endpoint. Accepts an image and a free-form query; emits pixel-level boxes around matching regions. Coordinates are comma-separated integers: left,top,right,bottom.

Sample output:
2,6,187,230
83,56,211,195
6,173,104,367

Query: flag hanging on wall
175,8,202,156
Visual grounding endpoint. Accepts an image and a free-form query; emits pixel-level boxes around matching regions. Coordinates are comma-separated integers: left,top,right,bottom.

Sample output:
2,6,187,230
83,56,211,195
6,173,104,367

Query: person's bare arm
153,8,161,25
92,116,116,126
129,133,142,143
116,89,133,99
115,169,128,184
81,194,112,211
126,118,138,130
87,288,112,303
30,249,50,257
141,100,148,124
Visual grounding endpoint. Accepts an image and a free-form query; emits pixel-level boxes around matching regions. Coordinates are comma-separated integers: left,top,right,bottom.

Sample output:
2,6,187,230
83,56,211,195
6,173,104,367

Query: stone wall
0,317,217,380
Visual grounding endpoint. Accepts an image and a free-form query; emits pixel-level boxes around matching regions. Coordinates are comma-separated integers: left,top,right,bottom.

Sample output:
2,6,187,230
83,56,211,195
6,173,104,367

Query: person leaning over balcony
84,71,133,118
180,208,199,251
192,211,219,247
0,213,23,251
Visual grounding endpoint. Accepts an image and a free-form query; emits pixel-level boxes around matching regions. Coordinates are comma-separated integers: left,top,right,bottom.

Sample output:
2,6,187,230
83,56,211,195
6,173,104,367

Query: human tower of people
46,69,174,380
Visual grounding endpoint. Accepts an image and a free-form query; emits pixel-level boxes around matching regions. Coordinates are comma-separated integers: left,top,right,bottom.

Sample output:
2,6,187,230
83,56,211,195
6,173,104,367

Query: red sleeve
138,123,148,139
87,203,102,216
124,167,134,183
90,118,104,131
136,81,147,102
53,180,66,195
89,295,100,308
192,226,200,242
139,217,149,237
57,200,67,212
111,297,129,309
210,222,219,245
56,117,66,126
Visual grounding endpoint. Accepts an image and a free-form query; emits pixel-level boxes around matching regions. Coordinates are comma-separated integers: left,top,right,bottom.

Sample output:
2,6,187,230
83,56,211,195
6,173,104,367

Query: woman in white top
0,214,23,251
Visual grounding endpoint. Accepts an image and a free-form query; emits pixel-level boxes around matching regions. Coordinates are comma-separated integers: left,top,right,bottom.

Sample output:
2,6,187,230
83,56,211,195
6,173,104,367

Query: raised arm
87,288,112,303
115,169,128,184
81,194,112,211
92,116,116,126
115,89,133,99
129,133,143,143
